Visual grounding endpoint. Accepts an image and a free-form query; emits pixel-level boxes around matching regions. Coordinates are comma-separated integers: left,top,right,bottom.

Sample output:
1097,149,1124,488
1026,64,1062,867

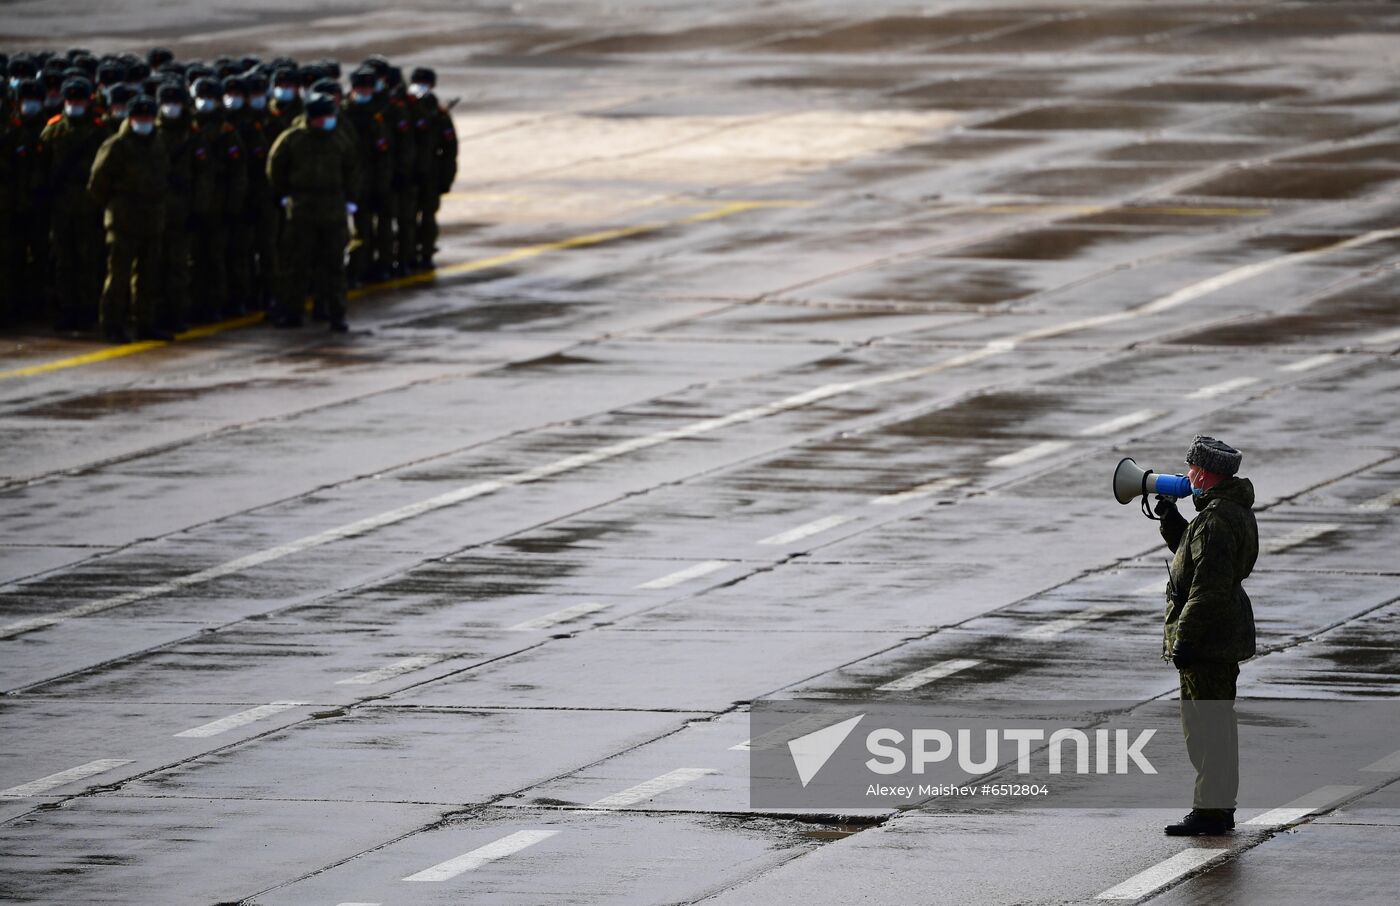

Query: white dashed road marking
9,231,1393,640
1186,376,1258,400
868,477,967,506
757,514,856,546
1360,747,1400,773
0,759,133,798
1243,784,1363,827
173,702,306,738
336,655,444,685
402,829,561,882
1078,409,1161,437
1017,604,1120,640
636,560,729,590
1279,354,1339,373
1356,489,1400,511
877,658,981,692
1094,848,1230,901
989,440,1072,468
507,602,610,631
589,768,717,808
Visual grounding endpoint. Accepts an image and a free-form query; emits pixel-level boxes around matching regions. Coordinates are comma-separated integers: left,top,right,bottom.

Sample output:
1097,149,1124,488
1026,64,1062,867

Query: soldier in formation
0,48,459,340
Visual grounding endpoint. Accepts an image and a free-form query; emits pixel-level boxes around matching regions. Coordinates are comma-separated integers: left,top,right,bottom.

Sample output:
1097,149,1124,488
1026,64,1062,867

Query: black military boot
1164,809,1232,836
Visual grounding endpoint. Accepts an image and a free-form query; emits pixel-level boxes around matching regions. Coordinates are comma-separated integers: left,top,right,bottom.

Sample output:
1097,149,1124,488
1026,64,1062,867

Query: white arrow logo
788,714,865,787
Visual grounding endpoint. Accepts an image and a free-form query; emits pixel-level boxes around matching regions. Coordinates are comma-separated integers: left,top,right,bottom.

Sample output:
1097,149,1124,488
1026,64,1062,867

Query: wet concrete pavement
2,1,1400,903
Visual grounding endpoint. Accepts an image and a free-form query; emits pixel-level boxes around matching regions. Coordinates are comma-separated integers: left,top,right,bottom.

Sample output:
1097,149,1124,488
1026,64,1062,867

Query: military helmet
245,72,269,93
148,47,175,68
97,62,126,86
223,75,248,94
349,68,376,89
383,66,403,88
8,57,38,79
16,78,43,101
410,67,436,86
310,77,342,99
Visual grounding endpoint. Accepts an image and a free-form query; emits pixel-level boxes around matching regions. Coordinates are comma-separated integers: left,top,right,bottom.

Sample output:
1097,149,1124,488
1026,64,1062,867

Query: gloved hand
279,196,290,209
1170,641,1195,671
1153,495,1180,519
346,201,358,215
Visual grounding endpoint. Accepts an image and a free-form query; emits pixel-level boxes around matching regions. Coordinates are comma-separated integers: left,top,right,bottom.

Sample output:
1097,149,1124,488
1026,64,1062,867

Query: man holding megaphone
1116,436,1257,836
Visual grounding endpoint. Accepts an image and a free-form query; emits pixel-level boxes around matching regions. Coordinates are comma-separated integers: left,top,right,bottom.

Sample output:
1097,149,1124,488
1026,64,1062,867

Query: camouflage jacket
1160,476,1258,663
267,120,360,222
88,120,169,235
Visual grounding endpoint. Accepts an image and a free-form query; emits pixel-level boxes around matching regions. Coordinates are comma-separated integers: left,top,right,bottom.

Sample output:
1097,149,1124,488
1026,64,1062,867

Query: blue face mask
273,86,296,102
64,102,87,118
250,95,267,110
351,91,372,104
131,119,155,136
194,97,217,114
224,95,245,111
7,77,19,92
319,116,338,131
20,99,42,117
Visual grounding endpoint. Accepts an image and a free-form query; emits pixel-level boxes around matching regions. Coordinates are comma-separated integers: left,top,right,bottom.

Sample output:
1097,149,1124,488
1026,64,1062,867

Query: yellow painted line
0,200,799,382
978,203,1269,217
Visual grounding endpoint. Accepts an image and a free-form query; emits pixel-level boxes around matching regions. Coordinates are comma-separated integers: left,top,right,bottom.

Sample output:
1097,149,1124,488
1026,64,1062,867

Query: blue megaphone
1113,458,1192,517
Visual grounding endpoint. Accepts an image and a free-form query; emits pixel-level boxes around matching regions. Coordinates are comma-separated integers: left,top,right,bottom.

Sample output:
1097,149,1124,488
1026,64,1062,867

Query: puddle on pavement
1097,139,1277,163
945,227,1163,261
1203,109,1381,141
504,352,602,371
759,14,1027,53
1105,81,1306,104
975,103,1189,131
881,390,1064,440
891,76,1068,109
1167,270,1398,346
895,133,1041,160
554,21,806,54
985,165,1193,197
1179,166,1400,200
1280,142,1400,167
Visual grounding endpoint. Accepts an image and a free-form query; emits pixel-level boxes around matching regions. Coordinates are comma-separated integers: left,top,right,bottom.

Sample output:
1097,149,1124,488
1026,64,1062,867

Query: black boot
1164,809,1232,836
328,319,349,333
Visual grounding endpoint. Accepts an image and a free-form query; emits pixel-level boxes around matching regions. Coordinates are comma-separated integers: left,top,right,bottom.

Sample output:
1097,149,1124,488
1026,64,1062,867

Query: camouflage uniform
89,117,169,339
341,76,392,283
157,100,210,330
384,88,416,274
267,110,360,327
40,104,107,329
1159,476,1257,817
191,102,246,321
228,103,270,312
412,87,456,269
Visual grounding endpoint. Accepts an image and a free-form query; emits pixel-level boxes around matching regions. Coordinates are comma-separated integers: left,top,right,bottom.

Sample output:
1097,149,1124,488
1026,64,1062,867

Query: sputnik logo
788,714,865,787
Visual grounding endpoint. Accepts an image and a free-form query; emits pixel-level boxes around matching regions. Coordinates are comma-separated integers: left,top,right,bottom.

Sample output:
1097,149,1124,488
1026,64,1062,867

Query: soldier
1,79,49,322
407,67,456,271
89,94,169,343
40,76,107,331
189,76,246,321
267,95,359,332
267,67,303,139
223,75,265,314
104,83,136,128
381,66,416,276
1153,435,1257,837
342,67,392,285
157,82,207,333
243,71,278,310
